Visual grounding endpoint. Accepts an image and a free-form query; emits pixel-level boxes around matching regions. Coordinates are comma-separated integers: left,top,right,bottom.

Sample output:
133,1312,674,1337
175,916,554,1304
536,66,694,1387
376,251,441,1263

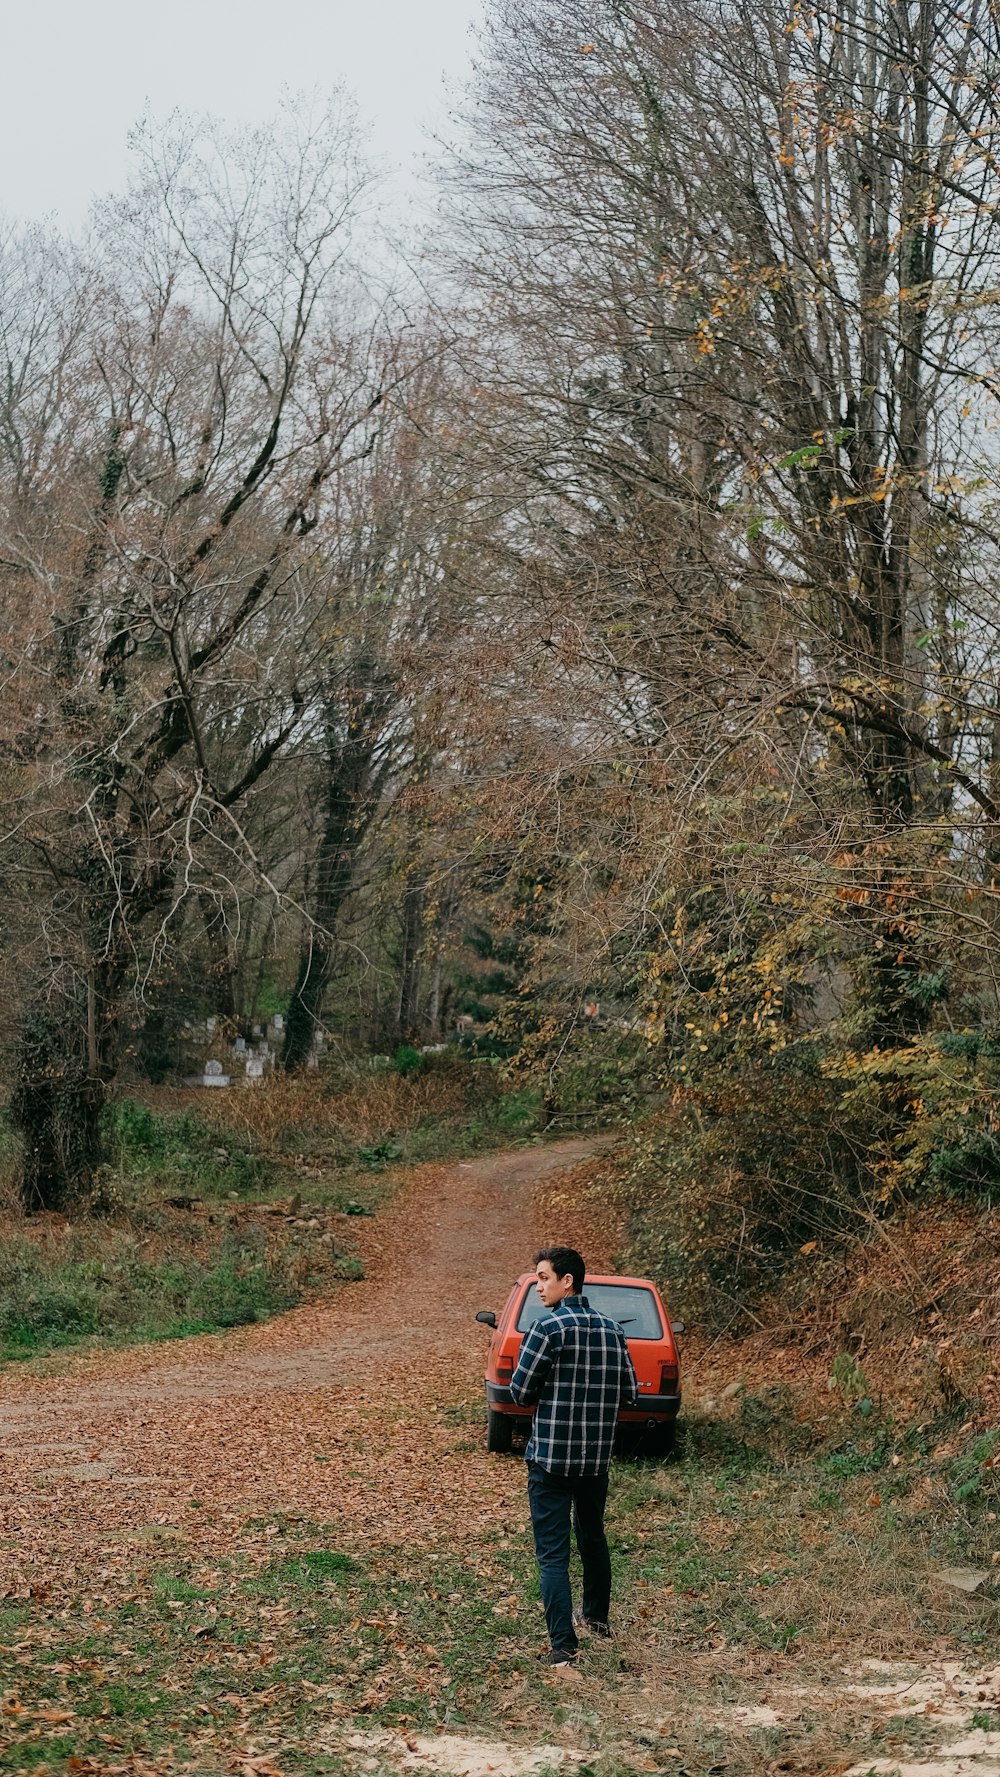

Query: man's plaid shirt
508,1295,638,1475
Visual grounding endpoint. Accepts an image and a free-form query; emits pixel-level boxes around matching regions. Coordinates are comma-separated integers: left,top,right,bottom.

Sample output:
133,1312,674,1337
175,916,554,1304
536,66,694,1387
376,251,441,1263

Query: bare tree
0,98,397,1207
433,0,1000,1053
278,348,474,1067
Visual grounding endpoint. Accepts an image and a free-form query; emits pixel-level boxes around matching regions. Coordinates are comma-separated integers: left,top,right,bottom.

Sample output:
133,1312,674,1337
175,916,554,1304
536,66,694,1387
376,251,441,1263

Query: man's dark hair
535,1246,586,1294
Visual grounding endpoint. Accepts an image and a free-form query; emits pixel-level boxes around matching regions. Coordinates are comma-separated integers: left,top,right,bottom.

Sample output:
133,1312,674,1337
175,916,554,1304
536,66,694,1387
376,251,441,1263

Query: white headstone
272,1013,284,1032
252,1023,261,1038
206,1016,217,1033
306,1052,319,1069
245,1057,264,1082
202,1058,230,1087
233,1037,246,1053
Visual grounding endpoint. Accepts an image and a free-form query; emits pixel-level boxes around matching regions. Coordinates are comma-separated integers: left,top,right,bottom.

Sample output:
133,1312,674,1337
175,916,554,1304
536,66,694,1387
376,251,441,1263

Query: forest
4,0,1000,1332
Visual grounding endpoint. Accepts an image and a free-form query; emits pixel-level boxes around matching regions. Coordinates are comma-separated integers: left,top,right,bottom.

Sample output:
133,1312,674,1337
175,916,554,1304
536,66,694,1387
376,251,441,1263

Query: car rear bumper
486,1383,530,1415
619,1393,682,1424
486,1382,681,1422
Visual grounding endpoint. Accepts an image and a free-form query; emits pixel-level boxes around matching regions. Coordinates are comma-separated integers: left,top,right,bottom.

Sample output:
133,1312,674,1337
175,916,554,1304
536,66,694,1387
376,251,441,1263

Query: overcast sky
1,0,483,229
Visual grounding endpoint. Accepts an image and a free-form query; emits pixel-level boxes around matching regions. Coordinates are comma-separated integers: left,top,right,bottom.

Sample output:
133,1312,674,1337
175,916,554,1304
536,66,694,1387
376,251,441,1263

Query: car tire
627,1422,676,1461
652,1421,677,1459
487,1409,514,1454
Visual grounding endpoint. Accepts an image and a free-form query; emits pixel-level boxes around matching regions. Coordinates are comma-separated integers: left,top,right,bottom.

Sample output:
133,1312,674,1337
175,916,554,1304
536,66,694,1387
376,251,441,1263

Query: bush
949,1431,1000,1506
0,1223,299,1357
109,1098,167,1156
504,1029,653,1127
828,1030,1000,1202
494,1087,541,1131
105,1098,273,1198
614,1066,883,1330
393,1044,423,1077
356,1137,404,1170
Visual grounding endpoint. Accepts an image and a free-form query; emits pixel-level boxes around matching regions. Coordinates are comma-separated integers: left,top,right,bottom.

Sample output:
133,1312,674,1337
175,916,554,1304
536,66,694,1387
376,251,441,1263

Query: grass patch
348,1086,545,1171
167,1064,555,1174
0,1180,371,1366
4,1393,999,1777
107,1096,274,1200
0,1225,301,1361
2,1532,567,1765
273,1549,357,1580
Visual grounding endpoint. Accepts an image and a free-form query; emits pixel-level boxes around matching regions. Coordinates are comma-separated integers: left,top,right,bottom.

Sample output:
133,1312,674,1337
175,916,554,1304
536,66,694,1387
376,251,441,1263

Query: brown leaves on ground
0,1138,616,1777
2,1134,995,1777
0,1142,600,1599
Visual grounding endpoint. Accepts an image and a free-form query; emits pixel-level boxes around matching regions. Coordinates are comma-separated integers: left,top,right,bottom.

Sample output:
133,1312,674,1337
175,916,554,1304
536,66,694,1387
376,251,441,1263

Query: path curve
0,1138,607,1568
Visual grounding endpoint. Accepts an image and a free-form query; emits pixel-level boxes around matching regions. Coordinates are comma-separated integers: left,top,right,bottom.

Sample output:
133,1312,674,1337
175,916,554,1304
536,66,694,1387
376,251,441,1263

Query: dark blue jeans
526,1461,612,1653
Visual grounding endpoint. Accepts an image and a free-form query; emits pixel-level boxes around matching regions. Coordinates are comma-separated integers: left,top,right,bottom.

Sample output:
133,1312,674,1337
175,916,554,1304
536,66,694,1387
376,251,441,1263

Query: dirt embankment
549,1143,1000,1438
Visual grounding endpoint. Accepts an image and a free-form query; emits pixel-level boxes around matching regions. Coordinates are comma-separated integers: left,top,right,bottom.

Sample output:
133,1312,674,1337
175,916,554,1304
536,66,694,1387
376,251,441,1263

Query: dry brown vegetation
171,1072,484,1156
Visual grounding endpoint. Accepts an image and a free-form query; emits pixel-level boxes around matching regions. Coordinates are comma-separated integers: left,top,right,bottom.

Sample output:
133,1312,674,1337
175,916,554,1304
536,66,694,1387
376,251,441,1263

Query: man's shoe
574,1615,612,1638
542,1647,578,1667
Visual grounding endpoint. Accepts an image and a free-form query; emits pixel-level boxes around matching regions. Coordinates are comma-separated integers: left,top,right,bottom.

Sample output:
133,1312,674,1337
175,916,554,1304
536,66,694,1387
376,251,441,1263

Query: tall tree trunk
394,876,424,1046
282,929,336,1072
424,896,457,1042
13,1018,104,1212
282,738,375,1070
198,891,239,1023
12,955,122,1211
427,949,444,1042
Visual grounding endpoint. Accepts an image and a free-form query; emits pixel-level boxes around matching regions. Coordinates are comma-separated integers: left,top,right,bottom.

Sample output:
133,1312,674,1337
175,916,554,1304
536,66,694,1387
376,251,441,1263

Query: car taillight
497,1357,514,1381
659,1360,678,1392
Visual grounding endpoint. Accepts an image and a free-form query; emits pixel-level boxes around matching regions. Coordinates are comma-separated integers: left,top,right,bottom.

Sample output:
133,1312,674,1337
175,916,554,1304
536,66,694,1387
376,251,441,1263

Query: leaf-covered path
3,1139,999,1777
0,1140,608,1565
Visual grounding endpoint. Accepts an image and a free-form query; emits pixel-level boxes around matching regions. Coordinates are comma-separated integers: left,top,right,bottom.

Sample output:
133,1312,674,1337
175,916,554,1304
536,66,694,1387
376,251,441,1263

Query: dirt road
0,1139,606,1561
2,1138,997,1777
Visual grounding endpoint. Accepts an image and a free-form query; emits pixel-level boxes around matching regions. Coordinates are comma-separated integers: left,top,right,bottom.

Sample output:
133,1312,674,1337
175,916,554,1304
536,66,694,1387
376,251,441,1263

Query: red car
476,1271,682,1455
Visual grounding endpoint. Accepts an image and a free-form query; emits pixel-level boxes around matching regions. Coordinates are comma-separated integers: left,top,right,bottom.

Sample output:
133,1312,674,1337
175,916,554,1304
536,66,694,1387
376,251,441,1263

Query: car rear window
516,1284,664,1340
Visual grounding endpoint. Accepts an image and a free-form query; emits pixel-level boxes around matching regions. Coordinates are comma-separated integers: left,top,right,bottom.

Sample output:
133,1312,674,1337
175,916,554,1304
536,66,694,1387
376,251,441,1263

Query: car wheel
653,1421,676,1458
486,1409,514,1454
628,1422,676,1461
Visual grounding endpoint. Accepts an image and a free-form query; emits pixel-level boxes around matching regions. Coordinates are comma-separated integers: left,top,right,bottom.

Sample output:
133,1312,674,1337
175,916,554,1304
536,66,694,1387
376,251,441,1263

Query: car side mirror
671,1320,686,1336
476,1310,497,1328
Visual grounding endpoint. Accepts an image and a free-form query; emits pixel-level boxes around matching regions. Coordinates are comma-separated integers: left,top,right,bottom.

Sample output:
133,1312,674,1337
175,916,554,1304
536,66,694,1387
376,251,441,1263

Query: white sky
1,0,483,229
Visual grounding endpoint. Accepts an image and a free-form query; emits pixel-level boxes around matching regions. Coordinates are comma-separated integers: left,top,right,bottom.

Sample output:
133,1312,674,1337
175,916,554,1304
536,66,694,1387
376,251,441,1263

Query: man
508,1245,638,1667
